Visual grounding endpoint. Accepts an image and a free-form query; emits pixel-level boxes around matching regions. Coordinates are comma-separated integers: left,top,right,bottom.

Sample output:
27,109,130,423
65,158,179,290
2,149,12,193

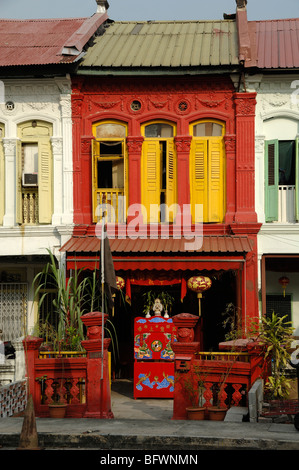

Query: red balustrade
23,312,113,419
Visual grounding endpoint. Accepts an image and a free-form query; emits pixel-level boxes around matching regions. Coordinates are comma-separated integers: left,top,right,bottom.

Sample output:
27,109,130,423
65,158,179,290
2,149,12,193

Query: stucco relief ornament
266,93,288,107
148,97,170,110
236,98,256,115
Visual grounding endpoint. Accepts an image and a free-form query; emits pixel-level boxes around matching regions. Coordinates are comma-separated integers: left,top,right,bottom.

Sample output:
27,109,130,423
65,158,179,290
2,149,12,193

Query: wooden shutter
16,139,23,224
296,138,299,222
190,139,208,223
142,140,160,222
265,140,278,222
38,139,52,224
208,138,225,222
166,139,177,222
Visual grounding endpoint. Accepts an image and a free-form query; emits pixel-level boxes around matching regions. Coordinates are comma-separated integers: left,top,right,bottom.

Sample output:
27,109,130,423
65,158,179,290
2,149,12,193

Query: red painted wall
71,74,260,327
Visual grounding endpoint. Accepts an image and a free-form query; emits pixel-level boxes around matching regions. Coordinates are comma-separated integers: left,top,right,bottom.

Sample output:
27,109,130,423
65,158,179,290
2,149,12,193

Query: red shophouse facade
63,71,261,365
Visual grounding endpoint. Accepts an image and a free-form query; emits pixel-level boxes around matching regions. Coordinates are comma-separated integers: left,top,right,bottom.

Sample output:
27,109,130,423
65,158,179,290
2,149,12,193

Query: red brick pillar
126,136,144,224
22,336,43,406
234,92,257,223
81,312,113,419
171,313,199,420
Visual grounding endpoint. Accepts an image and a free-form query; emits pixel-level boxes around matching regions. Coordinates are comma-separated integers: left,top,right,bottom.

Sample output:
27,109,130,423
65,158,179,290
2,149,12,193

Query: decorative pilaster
234,92,258,223
51,137,63,225
224,134,236,223
59,89,73,225
71,93,84,224
126,136,144,221
174,136,192,211
2,138,17,226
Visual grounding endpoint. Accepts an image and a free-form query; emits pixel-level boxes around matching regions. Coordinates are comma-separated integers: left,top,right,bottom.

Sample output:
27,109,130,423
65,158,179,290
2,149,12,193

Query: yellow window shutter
208,138,224,222
16,139,23,224
38,139,52,224
166,140,177,222
191,139,208,223
142,140,161,222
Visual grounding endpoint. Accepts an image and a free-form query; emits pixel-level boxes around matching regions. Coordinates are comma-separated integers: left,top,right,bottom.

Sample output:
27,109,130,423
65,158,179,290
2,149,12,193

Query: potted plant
255,312,294,403
207,378,229,421
177,365,206,420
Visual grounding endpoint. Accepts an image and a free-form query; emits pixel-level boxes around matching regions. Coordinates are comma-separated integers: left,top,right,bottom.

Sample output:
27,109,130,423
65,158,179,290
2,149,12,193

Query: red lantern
187,276,212,316
116,276,125,290
279,276,289,297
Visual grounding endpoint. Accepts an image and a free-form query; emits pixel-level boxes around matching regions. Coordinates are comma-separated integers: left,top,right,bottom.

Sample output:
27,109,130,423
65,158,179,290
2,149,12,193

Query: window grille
266,294,292,324
0,283,28,341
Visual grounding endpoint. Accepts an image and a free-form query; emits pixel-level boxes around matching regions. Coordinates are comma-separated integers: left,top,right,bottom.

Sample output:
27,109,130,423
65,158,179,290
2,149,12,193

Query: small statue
153,298,163,317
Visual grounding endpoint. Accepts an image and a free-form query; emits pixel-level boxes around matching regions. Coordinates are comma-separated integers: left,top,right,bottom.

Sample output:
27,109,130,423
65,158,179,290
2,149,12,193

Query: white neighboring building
0,10,109,365
243,17,299,337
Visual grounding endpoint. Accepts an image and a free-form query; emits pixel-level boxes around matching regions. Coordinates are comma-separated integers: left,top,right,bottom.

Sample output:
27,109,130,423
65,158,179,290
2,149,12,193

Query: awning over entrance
60,235,253,271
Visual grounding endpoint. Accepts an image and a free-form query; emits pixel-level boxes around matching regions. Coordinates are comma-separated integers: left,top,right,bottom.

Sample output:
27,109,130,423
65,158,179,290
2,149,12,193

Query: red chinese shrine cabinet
134,317,177,398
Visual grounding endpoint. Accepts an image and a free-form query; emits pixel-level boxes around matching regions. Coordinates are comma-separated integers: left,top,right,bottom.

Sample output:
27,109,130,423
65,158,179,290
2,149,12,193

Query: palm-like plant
33,249,92,350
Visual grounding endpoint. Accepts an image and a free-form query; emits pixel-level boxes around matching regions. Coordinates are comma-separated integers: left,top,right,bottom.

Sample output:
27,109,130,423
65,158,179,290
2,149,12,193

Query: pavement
0,379,299,457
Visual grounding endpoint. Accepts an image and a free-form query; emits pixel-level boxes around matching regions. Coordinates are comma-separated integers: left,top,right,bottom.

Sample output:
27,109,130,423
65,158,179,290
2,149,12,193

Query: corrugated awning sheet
80,20,239,69
60,235,253,254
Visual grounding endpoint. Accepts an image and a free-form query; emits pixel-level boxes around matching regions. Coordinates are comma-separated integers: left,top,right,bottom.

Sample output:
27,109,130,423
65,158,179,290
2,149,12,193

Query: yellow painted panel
38,139,53,224
190,139,208,223
166,139,177,222
208,138,225,223
142,140,161,222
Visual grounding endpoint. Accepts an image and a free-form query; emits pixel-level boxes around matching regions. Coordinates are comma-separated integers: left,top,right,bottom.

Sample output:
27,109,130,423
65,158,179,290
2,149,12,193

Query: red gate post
81,312,114,418
171,313,200,419
22,336,43,407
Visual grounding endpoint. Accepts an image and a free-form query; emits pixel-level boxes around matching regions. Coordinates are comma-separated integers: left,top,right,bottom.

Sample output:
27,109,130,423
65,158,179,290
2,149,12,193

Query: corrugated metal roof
60,235,253,254
247,19,299,69
0,13,107,66
79,20,239,70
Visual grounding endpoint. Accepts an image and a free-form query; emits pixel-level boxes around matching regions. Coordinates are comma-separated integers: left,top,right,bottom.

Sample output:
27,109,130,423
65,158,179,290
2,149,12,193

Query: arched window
17,120,53,224
141,121,177,223
190,120,226,223
92,121,128,223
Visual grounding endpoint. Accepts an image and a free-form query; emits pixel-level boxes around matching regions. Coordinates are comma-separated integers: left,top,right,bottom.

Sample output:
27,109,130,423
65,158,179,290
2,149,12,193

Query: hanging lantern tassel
112,276,125,316
187,276,212,317
279,276,289,298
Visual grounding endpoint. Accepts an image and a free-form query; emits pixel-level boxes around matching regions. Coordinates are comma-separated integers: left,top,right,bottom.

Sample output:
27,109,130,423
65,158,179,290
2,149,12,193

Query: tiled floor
111,379,173,420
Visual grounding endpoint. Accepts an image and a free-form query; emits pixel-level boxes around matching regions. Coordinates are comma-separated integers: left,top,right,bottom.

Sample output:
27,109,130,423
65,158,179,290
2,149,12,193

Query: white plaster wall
245,74,299,334
0,77,74,334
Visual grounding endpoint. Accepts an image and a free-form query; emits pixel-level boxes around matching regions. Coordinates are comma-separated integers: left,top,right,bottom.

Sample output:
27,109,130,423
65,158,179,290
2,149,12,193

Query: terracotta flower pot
186,406,206,420
207,406,227,421
48,403,67,419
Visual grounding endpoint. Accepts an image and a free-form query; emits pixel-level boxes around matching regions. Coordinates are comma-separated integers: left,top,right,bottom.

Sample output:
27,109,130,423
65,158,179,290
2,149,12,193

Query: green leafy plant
142,290,175,315
176,365,206,408
33,249,94,351
254,312,294,400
